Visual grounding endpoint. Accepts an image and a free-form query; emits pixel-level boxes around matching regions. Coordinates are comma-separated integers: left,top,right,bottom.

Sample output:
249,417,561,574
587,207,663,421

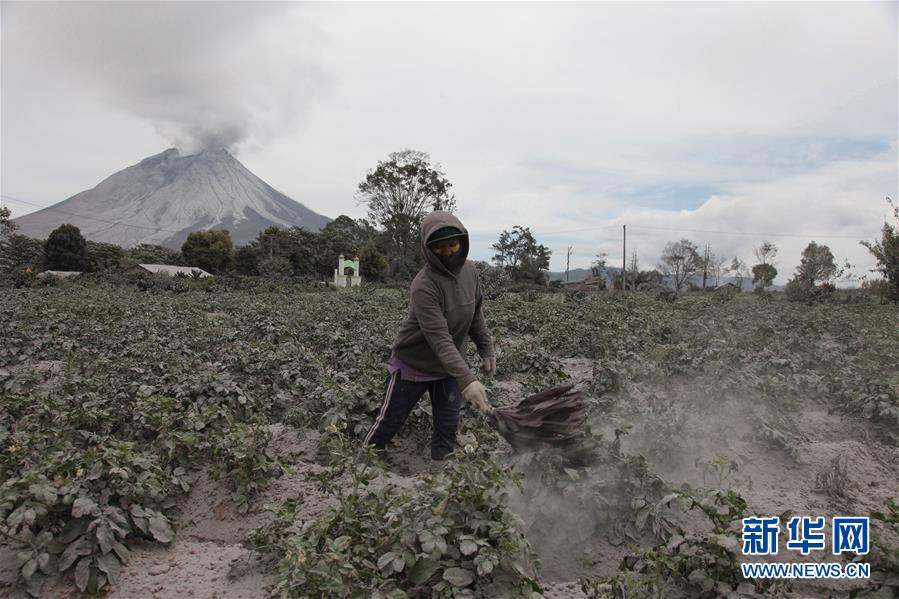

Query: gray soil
3,359,897,598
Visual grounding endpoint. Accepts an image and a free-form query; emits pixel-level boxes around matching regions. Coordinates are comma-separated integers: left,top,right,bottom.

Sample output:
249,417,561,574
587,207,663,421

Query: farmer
359,210,495,462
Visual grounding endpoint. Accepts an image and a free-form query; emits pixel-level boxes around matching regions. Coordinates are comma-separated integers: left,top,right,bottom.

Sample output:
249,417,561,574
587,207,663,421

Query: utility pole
622,225,626,291
565,246,572,282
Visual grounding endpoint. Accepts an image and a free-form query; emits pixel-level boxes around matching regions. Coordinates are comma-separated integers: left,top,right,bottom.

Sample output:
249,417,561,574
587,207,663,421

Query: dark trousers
363,371,462,460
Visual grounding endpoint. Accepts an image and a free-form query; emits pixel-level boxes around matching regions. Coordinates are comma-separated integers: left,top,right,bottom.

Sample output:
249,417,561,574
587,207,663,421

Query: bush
253,434,540,598
473,262,511,300
656,289,677,303
785,278,835,304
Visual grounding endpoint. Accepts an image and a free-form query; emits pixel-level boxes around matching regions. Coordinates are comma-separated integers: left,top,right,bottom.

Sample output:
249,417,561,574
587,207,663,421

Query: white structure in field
333,255,362,288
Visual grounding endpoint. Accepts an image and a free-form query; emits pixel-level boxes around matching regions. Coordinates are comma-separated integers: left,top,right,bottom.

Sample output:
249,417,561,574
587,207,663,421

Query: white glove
462,380,491,415
481,355,496,375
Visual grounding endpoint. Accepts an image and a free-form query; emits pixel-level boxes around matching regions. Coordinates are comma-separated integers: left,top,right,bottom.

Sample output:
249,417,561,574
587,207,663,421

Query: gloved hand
462,380,491,415
481,355,496,375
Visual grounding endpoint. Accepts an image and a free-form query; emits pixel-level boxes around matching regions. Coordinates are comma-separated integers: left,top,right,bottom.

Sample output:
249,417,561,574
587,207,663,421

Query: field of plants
1,276,897,598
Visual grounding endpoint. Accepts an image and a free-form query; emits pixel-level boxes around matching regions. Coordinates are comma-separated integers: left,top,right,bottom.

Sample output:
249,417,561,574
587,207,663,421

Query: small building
124,264,212,278
37,270,83,278
333,255,362,288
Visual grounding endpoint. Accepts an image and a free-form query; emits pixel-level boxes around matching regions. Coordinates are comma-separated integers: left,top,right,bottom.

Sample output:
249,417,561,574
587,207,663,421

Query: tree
233,245,260,276
860,197,899,303
492,230,515,269
627,251,640,290
794,241,837,285
753,241,779,266
751,240,779,288
784,241,840,303
254,225,295,263
321,215,378,250
126,243,182,265
355,150,455,273
724,257,748,290
0,235,44,278
491,226,551,284
44,224,88,271
181,229,233,274
86,241,124,272
658,239,701,293
315,216,379,279
751,263,778,288
359,240,389,282
286,227,320,278
1,205,18,242
710,254,727,287
590,252,608,290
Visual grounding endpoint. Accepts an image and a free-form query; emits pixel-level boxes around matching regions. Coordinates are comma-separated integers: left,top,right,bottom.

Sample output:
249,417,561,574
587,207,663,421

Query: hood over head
420,211,469,276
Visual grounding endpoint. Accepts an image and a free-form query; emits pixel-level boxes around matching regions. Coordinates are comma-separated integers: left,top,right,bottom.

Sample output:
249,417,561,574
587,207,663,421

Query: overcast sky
2,1,896,282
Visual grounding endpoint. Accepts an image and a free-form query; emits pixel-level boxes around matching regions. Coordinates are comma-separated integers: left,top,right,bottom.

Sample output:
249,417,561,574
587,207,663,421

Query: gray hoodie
391,211,495,389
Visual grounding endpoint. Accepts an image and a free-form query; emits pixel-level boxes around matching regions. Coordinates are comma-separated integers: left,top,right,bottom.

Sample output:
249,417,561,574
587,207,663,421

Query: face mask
438,251,465,273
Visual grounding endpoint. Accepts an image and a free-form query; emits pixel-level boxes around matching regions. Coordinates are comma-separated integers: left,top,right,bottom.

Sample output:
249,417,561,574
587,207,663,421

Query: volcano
12,148,331,248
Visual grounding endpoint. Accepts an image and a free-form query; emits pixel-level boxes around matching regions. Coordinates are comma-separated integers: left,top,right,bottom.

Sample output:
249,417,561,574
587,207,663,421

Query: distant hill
13,148,331,248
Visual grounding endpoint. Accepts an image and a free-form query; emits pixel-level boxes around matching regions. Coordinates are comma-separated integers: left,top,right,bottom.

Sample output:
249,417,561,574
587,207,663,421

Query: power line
1,194,183,234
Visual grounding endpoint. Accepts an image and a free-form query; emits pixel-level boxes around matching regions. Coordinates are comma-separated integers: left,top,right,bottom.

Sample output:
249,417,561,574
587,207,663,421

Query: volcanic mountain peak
13,148,330,249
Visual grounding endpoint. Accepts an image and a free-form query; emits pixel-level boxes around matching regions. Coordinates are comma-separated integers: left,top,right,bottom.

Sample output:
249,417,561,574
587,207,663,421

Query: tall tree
753,241,779,266
355,150,455,273
44,224,88,271
181,229,233,274
794,241,837,285
492,230,515,268
658,239,701,293
860,197,899,303
491,226,551,284
591,252,608,290
751,240,779,288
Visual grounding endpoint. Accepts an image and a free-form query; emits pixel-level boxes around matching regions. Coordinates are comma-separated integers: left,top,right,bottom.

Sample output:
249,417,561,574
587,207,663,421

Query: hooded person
360,211,496,462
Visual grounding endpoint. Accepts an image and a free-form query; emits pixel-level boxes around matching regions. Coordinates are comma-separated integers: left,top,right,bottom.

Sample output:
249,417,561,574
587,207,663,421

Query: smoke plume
5,2,331,154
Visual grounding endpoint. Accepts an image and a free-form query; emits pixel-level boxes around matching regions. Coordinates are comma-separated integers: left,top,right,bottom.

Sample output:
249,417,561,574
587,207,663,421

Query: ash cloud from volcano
5,2,331,154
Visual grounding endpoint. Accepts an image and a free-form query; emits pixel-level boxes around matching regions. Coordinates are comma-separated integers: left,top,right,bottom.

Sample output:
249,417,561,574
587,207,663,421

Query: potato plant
252,433,541,598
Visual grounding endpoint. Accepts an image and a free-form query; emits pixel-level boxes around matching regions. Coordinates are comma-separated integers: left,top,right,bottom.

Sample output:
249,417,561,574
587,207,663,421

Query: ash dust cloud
503,351,895,587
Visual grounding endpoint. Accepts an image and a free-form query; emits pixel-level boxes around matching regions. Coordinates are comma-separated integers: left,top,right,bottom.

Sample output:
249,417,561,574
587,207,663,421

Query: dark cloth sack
487,384,588,451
